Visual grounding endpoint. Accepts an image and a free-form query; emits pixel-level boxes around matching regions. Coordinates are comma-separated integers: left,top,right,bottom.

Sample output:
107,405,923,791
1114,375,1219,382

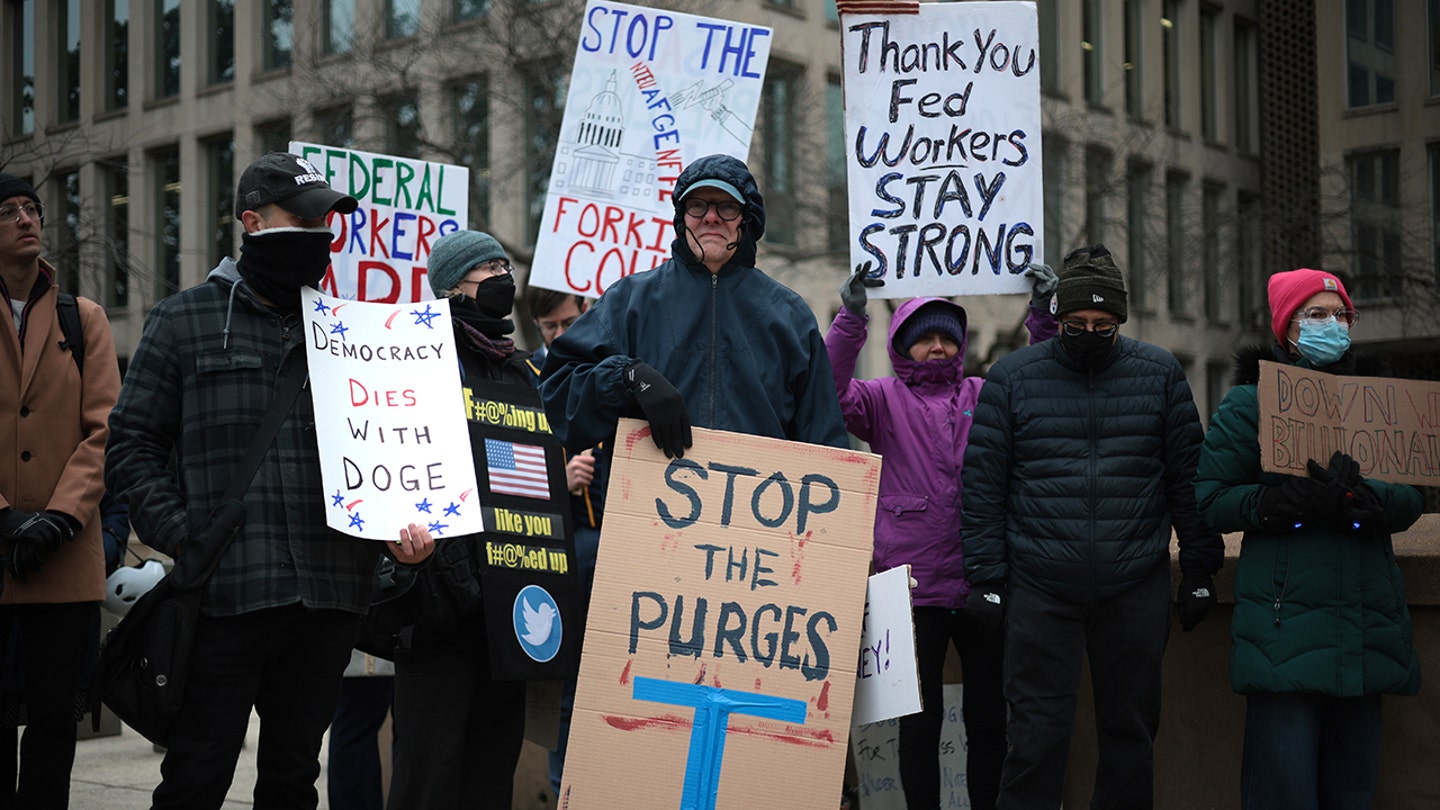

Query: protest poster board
529,0,771,297
290,141,468,303
1257,359,1440,486
852,566,922,726
851,684,971,809
559,419,881,809
302,287,483,540
841,1,1041,298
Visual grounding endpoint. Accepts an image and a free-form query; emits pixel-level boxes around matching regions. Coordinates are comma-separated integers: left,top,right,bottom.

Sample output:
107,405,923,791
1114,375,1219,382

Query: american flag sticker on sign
484,438,551,500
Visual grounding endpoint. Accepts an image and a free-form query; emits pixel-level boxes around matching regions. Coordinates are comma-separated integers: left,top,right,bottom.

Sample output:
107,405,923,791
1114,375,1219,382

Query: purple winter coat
825,297,1054,608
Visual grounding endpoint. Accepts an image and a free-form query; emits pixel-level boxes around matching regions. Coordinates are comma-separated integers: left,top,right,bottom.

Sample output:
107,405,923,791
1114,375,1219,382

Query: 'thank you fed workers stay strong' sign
559,419,881,810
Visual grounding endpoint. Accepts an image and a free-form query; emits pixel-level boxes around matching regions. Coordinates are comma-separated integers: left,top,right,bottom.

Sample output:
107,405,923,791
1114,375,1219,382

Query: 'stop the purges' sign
1258,360,1440,486
529,0,771,298
302,288,483,540
291,142,469,304
559,419,881,810
842,1,1042,299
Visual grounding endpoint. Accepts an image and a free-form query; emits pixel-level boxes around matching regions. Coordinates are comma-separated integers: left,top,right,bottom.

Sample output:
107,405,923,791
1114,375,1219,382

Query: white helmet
104,560,166,616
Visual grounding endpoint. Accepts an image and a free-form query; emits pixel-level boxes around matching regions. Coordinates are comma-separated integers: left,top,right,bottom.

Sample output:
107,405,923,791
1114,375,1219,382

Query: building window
1234,20,1258,152
1236,190,1259,325
1347,0,1396,107
208,0,235,85
826,76,847,253
761,63,801,245
157,0,181,98
1349,149,1401,300
452,77,490,226
455,0,488,21
1085,147,1111,247
324,0,354,55
1162,1,1182,129
524,63,567,240
205,136,235,271
1166,171,1187,314
1124,0,1143,117
106,0,130,112
53,169,83,293
9,0,34,135
1431,144,1440,286
1082,0,1103,105
154,146,182,297
264,1,293,71
256,118,292,154
1199,5,1218,141
1202,183,1223,321
316,106,354,148
383,93,423,159
1204,362,1227,426
1126,162,1151,310
1039,0,1059,95
103,159,130,308
387,0,420,39
58,0,81,123
824,0,838,24
1043,137,1068,267
1431,0,1440,96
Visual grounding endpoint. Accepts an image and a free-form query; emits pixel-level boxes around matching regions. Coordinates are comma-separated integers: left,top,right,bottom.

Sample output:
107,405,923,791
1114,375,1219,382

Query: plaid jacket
106,259,379,616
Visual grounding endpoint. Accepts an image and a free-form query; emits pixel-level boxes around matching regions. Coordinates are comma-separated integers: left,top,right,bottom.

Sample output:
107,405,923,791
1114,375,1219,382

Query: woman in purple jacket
825,264,1055,810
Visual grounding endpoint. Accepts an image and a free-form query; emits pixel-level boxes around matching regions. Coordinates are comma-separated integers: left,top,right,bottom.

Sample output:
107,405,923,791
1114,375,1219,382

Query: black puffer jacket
961,336,1223,602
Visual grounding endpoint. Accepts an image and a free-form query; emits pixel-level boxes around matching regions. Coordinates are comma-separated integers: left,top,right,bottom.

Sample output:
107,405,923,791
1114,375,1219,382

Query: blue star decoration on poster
329,320,349,341
427,520,449,536
411,303,441,329
415,498,432,514
312,298,331,317
348,512,364,531
331,490,344,507
444,502,461,517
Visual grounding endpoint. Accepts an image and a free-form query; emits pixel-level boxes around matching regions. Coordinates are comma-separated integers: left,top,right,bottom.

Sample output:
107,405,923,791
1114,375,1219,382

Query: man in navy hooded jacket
539,154,848,456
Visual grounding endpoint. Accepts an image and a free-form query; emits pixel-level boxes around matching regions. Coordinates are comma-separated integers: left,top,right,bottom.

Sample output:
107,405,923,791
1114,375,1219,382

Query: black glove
1023,262,1058,308
1257,475,1326,531
624,361,692,459
965,582,1005,637
840,262,885,316
4,511,75,582
1175,574,1215,632
1309,452,1385,533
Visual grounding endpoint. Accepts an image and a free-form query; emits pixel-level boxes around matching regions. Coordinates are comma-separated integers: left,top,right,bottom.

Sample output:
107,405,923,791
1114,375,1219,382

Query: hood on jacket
887,297,968,385
1230,343,1386,386
671,154,766,271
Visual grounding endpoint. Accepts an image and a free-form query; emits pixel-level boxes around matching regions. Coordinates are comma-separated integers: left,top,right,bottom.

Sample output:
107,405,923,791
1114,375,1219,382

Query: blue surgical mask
1293,319,1350,367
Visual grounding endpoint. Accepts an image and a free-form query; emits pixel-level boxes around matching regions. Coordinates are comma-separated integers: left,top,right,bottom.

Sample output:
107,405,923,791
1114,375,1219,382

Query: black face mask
236,228,334,310
467,275,516,319
1059,328,1117,368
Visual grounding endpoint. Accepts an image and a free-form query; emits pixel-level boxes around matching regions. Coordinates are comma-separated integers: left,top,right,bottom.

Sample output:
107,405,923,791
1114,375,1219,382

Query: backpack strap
56,293,84,376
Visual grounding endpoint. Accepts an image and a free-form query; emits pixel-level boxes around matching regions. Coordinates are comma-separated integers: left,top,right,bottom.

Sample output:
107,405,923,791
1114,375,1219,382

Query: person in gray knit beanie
1053,243,1128,323
426,229,507,296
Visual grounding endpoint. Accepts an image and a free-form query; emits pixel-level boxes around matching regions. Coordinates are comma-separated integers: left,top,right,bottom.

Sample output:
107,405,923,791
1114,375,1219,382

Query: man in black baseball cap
233,151,358,220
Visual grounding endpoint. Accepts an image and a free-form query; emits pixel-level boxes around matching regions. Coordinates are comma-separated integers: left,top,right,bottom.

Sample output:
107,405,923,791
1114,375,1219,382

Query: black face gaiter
1059,329,1117,369
236,227,335,310
450,275,517,338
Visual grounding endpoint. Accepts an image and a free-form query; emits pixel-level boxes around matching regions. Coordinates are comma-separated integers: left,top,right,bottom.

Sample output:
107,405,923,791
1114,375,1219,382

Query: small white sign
852,565,922,725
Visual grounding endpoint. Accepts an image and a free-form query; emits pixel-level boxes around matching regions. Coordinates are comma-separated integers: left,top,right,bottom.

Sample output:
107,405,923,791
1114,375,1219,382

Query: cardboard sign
290,142,469,304
851,684,971,809
302,287,483,540
852,566,921,726
841,1,1041,298
529,0,771,297
1258,359,1440,486
559,419,881,810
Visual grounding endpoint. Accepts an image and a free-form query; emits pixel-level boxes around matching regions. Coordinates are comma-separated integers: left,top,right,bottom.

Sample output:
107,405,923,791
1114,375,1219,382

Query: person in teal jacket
1194,267,1422,810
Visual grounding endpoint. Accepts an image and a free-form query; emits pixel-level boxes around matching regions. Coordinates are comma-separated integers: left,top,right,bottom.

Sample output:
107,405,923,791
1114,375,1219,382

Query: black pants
999,564,1171,810
898,606,1006,810
150,604,357,810
0,602,94,810
388,625,524,809
326,675,394,810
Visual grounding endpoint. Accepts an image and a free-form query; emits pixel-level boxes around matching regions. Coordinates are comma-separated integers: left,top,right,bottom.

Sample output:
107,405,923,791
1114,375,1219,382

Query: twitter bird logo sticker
513,584,562,663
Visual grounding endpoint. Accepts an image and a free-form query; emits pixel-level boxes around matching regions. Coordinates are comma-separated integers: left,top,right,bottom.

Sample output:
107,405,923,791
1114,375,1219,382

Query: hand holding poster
529,0,771,297
302,287,483,540
291,142,468,303
560,419,881,809
842,1,1042,298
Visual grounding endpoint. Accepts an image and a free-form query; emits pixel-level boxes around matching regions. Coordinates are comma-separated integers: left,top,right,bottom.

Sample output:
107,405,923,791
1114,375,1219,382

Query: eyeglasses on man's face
1060,319,1120,339
537,315,579,336
0,202,44,225
683,198,743,222
1292,307,1356,329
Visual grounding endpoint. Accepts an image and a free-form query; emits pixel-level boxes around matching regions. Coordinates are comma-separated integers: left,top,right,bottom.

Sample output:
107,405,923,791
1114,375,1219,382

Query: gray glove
840,262,885,316
1023,262,1058,308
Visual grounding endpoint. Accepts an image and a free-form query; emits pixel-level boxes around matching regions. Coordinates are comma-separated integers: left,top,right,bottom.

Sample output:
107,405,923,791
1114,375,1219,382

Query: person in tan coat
0,172,121,807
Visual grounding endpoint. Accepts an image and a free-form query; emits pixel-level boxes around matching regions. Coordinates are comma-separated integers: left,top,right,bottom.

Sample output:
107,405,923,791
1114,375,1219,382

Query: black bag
354,537,481,659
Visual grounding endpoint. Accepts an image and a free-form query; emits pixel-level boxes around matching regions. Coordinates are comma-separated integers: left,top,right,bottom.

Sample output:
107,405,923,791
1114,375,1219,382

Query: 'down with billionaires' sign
302,288,483,540
529,0,771,298
842,1,1041,298
559,419,881,810
292,141,468,304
